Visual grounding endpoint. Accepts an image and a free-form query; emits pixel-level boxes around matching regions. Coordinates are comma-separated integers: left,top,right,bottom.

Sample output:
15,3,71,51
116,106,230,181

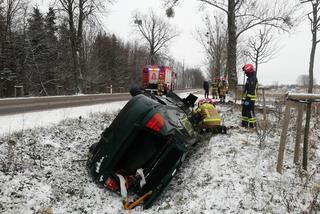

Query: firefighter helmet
242,64,254,74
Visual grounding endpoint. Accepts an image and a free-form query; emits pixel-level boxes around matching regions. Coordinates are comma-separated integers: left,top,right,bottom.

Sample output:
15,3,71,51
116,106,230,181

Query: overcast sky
34,0,320,85
101,0,205,70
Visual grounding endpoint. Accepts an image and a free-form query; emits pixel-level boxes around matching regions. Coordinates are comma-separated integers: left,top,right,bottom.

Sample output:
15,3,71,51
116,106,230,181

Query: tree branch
198,0,228,14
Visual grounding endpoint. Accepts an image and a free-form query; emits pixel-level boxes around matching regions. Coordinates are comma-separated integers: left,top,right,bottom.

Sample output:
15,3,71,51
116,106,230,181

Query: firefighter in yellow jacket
211,79,219,99
218,78,227,103
192,99,223,131
157,79,164,96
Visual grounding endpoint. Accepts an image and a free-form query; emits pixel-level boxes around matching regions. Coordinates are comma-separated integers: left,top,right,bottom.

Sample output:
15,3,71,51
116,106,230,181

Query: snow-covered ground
0,101,128,137
0,92,319,213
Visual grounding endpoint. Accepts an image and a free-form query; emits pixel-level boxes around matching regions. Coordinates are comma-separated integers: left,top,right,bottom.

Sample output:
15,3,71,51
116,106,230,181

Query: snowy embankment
0,93,319,213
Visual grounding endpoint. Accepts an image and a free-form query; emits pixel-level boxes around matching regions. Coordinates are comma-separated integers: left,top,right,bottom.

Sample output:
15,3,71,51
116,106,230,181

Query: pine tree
26,7,47,95
0,2,17,97
57,20,73,93
44,7,58,94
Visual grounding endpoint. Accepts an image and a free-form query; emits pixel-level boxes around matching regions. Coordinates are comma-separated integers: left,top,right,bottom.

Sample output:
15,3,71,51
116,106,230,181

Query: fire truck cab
142,65,175,94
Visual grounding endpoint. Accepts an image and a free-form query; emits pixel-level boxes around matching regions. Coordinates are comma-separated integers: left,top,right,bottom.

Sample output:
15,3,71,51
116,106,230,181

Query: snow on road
0,92,319,213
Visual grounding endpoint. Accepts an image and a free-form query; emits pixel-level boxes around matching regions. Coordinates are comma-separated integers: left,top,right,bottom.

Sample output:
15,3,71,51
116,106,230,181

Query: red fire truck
142,65,175,94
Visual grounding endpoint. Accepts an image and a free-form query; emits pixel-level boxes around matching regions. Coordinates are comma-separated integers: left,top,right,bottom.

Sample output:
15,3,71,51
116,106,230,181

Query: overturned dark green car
87,91,198,209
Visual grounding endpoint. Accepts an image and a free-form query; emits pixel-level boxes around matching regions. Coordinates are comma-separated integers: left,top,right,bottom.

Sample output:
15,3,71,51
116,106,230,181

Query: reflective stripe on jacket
197,103,221,127
243,73,258,101
241,116,256,124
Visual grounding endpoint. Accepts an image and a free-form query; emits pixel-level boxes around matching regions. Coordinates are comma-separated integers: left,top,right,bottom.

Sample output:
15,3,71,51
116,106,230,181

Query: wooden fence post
293,103,303,164
276,102,291,173
262,88,267,121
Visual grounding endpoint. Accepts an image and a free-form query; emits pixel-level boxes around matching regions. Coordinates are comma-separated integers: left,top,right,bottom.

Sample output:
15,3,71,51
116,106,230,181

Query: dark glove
241,96,248,102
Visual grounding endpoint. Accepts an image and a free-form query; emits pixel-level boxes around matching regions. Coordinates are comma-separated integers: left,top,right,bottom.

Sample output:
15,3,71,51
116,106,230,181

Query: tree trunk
0,83,3,97
67,7,80,93
302,4,317,170
70,31,79,93
150,46,155,64
227,0,237,90
303,102,312,170
216,54,221,78
255,57,259,75
150,54,155,64
77,0,85,93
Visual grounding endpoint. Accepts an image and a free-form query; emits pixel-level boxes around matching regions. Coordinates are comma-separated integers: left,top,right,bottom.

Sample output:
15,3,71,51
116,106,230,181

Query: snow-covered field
0,92,319,213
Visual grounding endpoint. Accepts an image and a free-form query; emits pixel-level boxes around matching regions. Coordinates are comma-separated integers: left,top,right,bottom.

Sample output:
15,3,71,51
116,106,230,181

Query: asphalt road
0,89,200,116
0,93,131,116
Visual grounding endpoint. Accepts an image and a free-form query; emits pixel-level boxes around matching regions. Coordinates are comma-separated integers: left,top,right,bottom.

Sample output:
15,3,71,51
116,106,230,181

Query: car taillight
146,113,165,132
105,177,119,191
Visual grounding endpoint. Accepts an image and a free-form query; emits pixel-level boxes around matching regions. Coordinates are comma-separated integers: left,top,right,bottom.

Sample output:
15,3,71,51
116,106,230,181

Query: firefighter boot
249,122,256,128
241,121,248,128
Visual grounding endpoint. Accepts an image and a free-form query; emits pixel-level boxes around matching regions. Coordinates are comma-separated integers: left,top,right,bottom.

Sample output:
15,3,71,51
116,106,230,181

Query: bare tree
197,14,227,80
134,10,179,64
0,0,28,96
297,74,309,86
300,0,320,170
296,74,316,86
56,0,112,93
243,27,278,74
166,58,185,89
164,0,299,89
3,0,23,38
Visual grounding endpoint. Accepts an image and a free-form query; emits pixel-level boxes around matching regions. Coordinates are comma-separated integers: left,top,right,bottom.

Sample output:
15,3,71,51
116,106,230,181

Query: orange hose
123,191,153,210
